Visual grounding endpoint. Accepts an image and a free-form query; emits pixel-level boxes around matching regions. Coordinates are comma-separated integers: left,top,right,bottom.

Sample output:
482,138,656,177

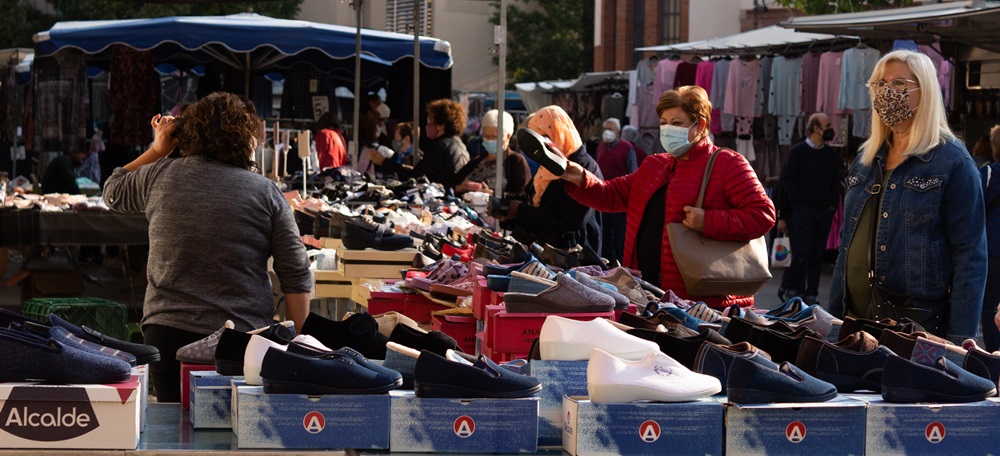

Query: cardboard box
725,396,866,455
563,396,724,456
431,314,477,353
337,247,417,278
132,365,148,432
0,378,140,449
189,371,238,429
529,360,589,446
232,385,390,449
852,394,1000,454
320,237,344,249
315,269,353,299
179,362,217,410
389,390,539,453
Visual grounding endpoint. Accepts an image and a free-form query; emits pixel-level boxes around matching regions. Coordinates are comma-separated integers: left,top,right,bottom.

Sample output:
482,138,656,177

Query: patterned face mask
873,85,916,127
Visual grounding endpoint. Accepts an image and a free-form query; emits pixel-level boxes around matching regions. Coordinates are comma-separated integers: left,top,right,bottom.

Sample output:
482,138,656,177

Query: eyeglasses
866,78,920,91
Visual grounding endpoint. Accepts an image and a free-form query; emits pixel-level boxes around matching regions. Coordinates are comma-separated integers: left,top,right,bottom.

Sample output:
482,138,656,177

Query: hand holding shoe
560,162,587,186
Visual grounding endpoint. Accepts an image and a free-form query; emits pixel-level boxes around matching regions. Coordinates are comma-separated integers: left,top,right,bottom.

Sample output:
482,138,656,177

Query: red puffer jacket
565,138,775,308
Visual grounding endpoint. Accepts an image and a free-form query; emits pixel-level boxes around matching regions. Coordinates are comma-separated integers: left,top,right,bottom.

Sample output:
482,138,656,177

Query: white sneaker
539,316,658,361
587,348,721,403
244,335,287,386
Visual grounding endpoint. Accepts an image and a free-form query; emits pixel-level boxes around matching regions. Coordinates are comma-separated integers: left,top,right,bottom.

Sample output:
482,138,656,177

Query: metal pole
244,54,251,98
412,0,421,157
353,0,364,166
496,0,507,199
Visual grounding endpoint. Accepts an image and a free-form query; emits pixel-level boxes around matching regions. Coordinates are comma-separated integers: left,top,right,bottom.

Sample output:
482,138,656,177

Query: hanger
857,37,868,49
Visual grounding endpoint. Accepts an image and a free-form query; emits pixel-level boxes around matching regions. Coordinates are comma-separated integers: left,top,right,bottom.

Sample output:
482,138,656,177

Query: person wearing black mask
777,113,842,305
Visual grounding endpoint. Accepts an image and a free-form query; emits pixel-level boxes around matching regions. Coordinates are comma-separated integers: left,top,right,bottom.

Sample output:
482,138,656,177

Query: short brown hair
655,85,712,130
176,92,263,171
426,99,466,138
396,122,413,141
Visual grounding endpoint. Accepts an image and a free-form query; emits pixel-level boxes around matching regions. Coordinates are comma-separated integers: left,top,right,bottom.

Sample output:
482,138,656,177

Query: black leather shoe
414,349,542,398
214,323,295,375
49,314,161,365
516,127,567,176
882,354,996,403
342,217,414,251
389,324,461,356
300,312,388,360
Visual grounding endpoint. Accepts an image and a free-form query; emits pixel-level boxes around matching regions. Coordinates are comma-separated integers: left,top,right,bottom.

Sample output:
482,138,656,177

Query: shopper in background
103,93,312,402
41,141,86,194
777,113,842,305
829,50,986,343
981,124,1000,350
595,117,645,263
392,122,417,166
371,98,470,185
559,86,774,309
314,111,347,170
451,109,531,200
621,125,647,158
972,134,993,168
496,105,603,255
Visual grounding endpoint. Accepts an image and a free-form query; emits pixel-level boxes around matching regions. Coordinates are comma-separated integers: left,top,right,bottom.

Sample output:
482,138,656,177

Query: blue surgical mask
660,124,692,157
483,139,498,155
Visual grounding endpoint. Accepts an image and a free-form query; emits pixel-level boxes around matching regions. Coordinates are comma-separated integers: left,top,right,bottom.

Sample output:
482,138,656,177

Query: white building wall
432,0,497,92
687,0,755,41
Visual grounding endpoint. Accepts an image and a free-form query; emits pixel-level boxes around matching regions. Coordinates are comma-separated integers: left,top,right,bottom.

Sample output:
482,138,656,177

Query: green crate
21,298,128,340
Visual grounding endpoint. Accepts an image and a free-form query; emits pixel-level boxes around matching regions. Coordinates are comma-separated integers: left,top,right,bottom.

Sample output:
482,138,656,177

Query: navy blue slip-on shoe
260,347,400,395
286,340,403,385
964,342,1000,394
882,355,997,403
49,314,160,365
486,274,511,292
795,331,891,393
215,323,295,375
300,312,388,360
414,349,542,398
48,324,138,367
0,308,38,327
727,356,837,404
389,324,461,356
693,341,772,394
516,127,567,176
0,327,132,384
627,327,731,370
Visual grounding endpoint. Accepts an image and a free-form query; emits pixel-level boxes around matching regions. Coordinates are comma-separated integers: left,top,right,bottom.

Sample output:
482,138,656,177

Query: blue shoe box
527,360,589,447
389,390,539,453
849,393,1000,454
232,384,390,449
562,395,723,456
725,395,866,455
188,370,238,429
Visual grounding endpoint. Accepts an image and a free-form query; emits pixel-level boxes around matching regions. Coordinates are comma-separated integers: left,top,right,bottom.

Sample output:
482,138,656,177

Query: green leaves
770,0,911,16
490,0,594,86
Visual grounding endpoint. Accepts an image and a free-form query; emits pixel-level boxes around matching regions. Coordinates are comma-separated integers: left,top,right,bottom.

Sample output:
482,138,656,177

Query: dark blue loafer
414,349,542,398
882,355,997,403
260,347,401,395
727,356,837,404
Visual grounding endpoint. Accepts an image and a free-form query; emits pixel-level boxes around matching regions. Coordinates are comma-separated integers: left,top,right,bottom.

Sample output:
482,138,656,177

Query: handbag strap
868,165,884,282
694,149,723,209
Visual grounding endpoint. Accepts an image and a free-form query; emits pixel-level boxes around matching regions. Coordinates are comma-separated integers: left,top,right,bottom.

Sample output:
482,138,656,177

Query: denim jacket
829,139,987,341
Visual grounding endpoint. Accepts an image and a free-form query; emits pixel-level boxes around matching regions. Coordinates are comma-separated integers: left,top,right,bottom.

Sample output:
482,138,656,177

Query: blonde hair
860,50,956,166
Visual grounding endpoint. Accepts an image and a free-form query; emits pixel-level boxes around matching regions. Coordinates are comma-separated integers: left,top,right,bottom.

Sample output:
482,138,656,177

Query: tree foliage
0,0,303,49
490,0,594,85
770,0,912,16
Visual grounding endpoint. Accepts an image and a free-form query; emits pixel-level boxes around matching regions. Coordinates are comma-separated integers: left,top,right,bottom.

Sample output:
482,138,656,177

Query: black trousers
143,324,210,403
781,204,835,297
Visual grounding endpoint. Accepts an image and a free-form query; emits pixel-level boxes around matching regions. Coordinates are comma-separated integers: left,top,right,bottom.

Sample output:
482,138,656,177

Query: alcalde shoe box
528,360,589,446
0,377,140,450
725,396,866,455
850,393,1000,454
180,362,217,410
189,370,237,429
389,390,539,453
232,384,390,449
563,396,724,456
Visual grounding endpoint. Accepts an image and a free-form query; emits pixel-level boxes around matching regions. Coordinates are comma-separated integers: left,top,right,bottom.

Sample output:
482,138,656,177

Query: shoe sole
540,342,651,362
516,128,566,176
413,381,542,398
135,352,161,365
817,371,881,393
215,358,245,376
589,383,720,403
263,378,402,395
727,387,838,404
881,386,997,403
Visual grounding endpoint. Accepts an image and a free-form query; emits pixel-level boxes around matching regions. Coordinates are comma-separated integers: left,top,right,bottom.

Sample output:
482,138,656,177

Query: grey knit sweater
103,156,311,335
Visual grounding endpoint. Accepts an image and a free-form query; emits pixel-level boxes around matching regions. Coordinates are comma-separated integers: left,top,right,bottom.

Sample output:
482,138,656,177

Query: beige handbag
666,150,771,296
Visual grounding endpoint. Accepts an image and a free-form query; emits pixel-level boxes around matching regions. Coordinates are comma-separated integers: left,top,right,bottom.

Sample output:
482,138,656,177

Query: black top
42,155,80,194
635,184,668,288
779,140,842,208
382,135,470,185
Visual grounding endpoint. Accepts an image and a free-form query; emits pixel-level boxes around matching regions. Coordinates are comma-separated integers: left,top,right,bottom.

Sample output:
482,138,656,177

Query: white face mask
602,129,616,143
660,124,692,157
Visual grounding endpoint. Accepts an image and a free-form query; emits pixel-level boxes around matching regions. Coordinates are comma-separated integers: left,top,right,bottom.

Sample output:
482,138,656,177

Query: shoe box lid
337,246,419,262
388,390,539,453
232,384,390,449
563,395,723,456
725,395,866,455
189,371,237,429
0,377,140,450
847,393,1000,454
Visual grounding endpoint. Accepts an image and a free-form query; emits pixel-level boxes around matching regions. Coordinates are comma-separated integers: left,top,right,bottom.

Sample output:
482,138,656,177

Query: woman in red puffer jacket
562,86,775,308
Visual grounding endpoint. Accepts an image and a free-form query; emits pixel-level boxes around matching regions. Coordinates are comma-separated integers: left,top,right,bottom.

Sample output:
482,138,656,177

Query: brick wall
596,0,687,71
739,7,804,32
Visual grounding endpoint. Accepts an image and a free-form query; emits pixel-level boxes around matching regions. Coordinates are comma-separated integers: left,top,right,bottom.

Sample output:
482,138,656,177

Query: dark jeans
143,324,210,403
982,256,1000,351
781,204,835,297
601,212,627,262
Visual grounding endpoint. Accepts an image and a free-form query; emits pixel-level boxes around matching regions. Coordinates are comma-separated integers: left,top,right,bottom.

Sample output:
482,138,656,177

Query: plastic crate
431,314,477,354
21,297,128,339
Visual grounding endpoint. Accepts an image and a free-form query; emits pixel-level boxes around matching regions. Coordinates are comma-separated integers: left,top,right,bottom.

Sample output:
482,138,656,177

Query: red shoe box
405,295,448,324
367,291,447,324
485,308,615,355
481,343,525,363
473,279,490,320
180,362,217,409
431,314,477,353
368,298,407,316
613,303,639,321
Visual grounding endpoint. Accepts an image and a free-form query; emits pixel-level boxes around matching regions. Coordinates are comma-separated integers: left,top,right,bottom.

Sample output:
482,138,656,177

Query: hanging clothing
674,61,698,89
33,50,88,153
816,51,845,144
109,46,156,148
800,52,821,115
755,56,773,118
709,59,732,136
695,61,715,97
653,59,682,105
769,56,803,146
919,43,952,108
838,47,882,111
893,40,919,52
724,58,760,119
603,92,627,121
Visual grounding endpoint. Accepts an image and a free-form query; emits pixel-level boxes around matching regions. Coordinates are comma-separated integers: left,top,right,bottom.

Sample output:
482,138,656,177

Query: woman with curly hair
103,92,312,402
371,98,469,185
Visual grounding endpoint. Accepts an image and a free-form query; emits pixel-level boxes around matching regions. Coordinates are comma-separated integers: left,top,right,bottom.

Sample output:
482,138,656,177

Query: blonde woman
830,50,986,343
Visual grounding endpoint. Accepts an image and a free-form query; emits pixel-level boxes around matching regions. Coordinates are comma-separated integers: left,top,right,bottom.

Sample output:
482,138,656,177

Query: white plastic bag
771,236,792,268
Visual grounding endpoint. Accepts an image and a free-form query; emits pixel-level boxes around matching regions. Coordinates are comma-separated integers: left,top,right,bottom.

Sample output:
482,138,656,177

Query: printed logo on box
563,411,574,436
639,420,661,443
0,387,99,441
925,422,946,444
785,421,806,443
453,415,475,438
302,411,325,434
